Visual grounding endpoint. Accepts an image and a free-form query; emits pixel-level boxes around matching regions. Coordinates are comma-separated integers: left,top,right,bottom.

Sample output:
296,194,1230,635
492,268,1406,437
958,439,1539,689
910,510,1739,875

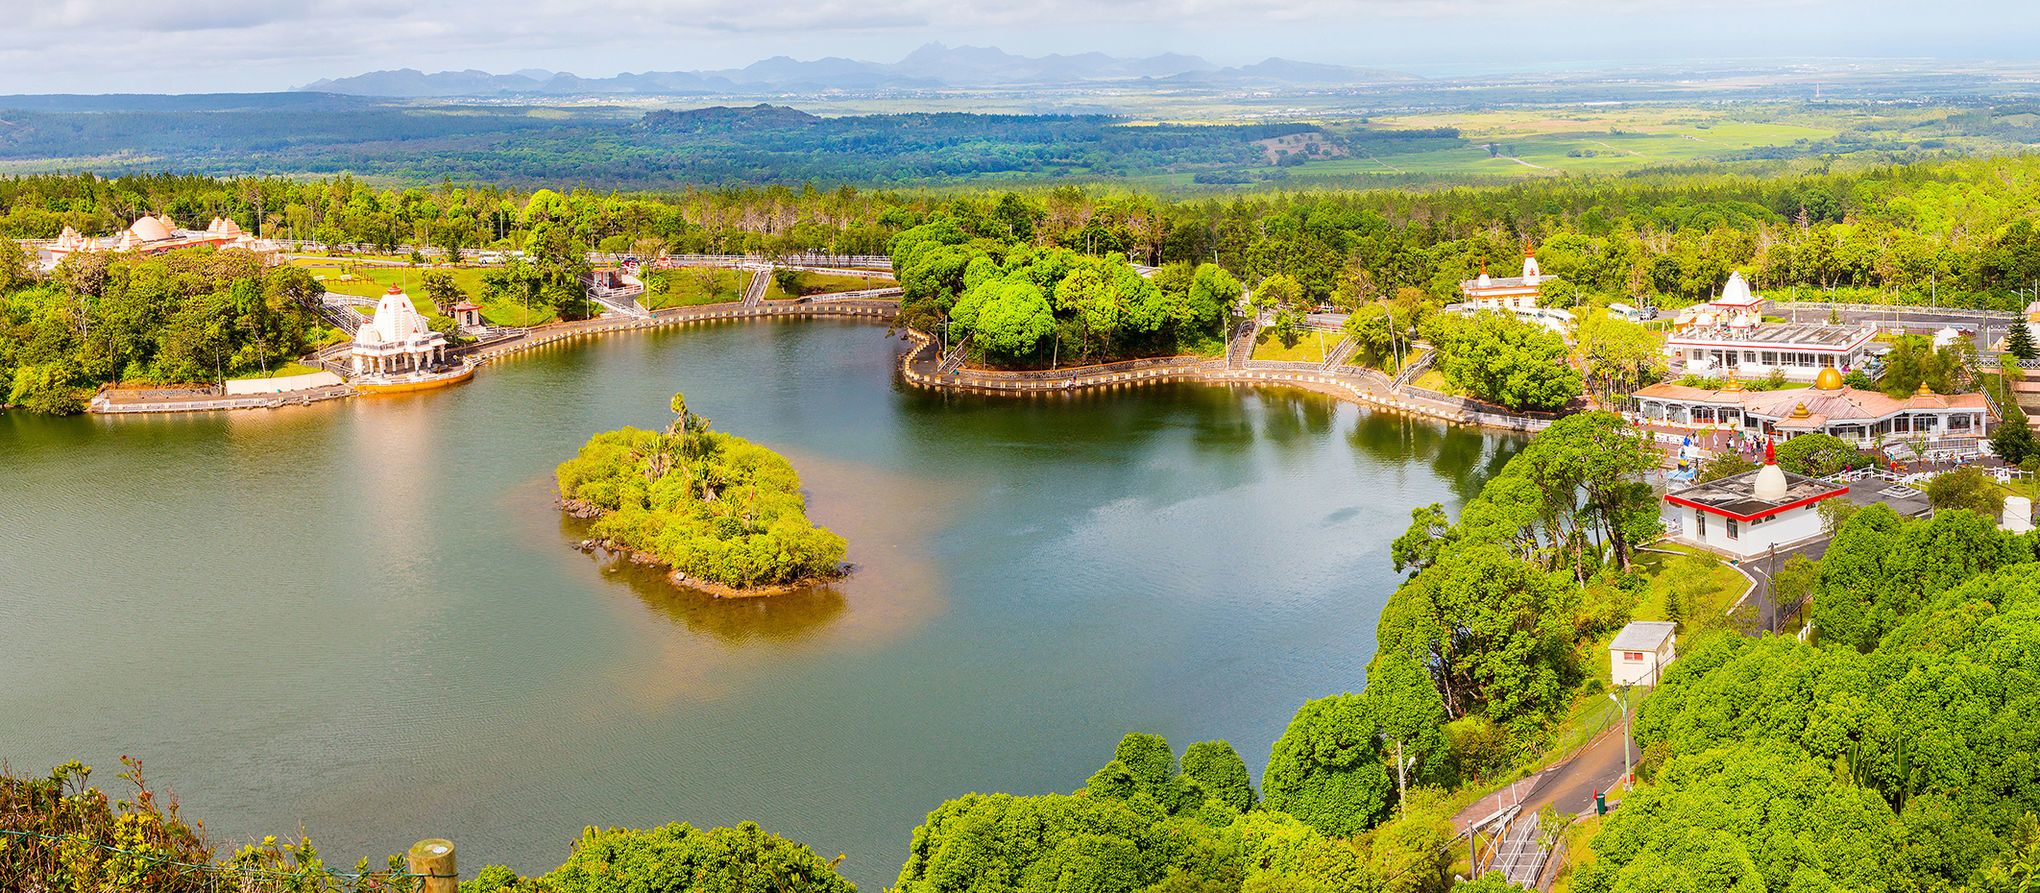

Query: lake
0,318,1518,890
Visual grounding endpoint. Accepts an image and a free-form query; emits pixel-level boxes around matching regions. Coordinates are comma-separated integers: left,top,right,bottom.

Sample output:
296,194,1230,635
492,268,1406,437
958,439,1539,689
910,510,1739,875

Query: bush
1925,466,2005,518
1772,433,1873,476
471,822,854,893
1262,694,1392,838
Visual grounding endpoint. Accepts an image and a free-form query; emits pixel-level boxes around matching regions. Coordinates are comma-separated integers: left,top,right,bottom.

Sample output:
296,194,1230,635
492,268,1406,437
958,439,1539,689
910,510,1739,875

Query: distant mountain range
294,43,1418,97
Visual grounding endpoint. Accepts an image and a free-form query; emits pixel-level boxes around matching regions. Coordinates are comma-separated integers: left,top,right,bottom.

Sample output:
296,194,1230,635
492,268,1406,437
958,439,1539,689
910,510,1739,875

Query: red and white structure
1664,439,1847,558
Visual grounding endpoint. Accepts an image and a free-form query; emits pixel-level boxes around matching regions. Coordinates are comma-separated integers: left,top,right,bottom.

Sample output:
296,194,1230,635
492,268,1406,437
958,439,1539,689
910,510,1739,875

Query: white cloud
0,0,2034,93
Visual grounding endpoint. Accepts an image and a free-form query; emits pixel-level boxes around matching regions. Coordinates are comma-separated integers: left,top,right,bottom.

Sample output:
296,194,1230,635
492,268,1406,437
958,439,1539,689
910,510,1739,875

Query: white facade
350,287,449,379
1610,621,1678,687
1676,502,1824,559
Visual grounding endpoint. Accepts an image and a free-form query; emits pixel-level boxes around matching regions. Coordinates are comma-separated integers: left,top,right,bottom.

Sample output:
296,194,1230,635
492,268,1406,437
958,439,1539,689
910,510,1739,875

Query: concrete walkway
1454,724,1633,885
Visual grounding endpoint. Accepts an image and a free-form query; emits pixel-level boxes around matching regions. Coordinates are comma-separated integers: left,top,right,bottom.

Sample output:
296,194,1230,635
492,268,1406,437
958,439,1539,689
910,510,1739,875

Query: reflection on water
562,514,851,645
0,319,1521,892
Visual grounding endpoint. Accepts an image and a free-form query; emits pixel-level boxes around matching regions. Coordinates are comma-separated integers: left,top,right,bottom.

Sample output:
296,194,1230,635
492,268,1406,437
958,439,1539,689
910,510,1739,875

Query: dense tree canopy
0,248,324,412
1421,312,1581,412
467,822,857,893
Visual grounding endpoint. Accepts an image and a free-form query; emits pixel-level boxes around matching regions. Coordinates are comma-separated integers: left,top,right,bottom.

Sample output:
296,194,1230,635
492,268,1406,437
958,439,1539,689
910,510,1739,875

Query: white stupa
1753,437,1788,503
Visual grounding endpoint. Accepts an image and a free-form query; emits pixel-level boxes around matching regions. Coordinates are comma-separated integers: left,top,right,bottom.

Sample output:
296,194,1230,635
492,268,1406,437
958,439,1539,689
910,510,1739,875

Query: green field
1250,330,1337,363
646,269,749,309
296,261,556,327
765,271,896,301
1124,107,1876,190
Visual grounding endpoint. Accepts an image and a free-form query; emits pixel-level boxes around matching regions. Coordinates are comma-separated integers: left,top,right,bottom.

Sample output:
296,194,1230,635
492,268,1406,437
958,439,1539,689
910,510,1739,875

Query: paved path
1454,724,1633,884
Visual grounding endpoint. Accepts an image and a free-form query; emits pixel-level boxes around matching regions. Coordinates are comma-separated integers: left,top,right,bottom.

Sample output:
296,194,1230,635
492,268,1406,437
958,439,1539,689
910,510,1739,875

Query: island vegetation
555,392,848,592
24,413,2040,891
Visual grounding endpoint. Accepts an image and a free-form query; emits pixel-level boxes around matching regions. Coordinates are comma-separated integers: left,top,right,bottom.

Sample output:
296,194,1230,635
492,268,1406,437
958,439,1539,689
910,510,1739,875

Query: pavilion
1665,440,1847,558
1633,368,1989,447
351,287,450,379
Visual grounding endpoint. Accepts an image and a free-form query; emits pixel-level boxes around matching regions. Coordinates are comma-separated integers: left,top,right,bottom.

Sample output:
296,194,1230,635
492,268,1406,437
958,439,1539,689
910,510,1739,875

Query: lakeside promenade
88,295,1559,432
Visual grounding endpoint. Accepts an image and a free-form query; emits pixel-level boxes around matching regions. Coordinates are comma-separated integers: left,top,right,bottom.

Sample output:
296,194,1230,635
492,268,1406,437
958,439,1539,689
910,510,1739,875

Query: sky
6,0,2040,94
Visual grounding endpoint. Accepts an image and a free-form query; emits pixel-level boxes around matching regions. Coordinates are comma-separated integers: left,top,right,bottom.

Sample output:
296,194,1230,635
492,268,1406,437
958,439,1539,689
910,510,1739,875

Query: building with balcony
1632,368,1989,446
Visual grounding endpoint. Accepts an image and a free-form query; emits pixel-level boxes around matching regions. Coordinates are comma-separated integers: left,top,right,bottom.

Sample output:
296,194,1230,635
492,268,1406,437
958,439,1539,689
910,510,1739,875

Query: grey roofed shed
1610,621,1677,652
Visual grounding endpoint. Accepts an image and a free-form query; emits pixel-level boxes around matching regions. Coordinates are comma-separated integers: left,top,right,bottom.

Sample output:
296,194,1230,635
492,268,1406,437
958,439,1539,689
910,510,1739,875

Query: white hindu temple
351,286,450,378
1665,272,1878,381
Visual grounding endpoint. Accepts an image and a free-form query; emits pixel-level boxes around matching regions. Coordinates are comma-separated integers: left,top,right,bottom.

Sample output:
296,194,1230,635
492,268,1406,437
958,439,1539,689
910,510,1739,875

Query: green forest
17,152,2040,409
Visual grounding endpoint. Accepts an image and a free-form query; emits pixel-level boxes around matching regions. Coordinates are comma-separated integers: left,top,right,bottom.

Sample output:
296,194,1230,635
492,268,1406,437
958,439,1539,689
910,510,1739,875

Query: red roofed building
1665,439,1846,558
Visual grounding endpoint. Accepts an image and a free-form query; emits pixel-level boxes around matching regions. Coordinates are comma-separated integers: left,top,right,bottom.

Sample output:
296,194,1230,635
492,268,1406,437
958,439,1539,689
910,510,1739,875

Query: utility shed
1611,621,1678,687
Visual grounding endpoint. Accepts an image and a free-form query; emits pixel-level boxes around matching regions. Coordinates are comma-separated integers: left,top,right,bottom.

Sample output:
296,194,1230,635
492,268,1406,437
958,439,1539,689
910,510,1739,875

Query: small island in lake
557,392,848,595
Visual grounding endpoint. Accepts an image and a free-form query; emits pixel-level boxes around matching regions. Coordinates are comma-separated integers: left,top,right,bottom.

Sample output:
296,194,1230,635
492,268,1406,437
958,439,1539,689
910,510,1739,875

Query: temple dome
1814,367,1844,391
129,216,172,242
1714,271,1762,309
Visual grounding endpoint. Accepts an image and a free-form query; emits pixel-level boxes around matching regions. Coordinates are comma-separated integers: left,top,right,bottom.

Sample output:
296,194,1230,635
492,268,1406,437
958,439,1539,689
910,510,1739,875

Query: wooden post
408,839,457,893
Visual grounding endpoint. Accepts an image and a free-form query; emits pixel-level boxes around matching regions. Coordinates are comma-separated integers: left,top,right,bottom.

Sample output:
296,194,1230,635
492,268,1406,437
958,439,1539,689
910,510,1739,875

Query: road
1454,724,1633,885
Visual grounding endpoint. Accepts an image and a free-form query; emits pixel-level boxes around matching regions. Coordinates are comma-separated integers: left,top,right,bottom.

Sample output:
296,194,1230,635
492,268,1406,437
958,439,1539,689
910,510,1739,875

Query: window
1694,511,1707,538
1762,351,1777,365
1624,652,1645,662
1727,518,1740,540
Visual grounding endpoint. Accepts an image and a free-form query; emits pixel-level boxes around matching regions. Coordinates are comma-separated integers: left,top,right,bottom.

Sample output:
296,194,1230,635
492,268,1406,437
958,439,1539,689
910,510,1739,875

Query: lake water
0,318,1518,889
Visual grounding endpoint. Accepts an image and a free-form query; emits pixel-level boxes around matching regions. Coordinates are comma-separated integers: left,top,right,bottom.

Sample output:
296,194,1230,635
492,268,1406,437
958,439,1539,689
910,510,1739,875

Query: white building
1633,368,1990,447
1666,273,1877,381
350,286,449,379
1665,440,1847,559
1450,248,1573,335
1610,621,1678,687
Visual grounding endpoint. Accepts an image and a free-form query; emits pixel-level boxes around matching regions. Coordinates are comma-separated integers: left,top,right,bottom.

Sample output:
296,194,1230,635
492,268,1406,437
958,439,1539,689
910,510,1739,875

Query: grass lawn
1632,546,1750,631
228,361,324,380
1549,814,1606,893
477,298,560,327
1410,368,1451,392
299,262,489,303
1251,329,1337,363
764,271,897,301
300,261,560,326
646,269,748,309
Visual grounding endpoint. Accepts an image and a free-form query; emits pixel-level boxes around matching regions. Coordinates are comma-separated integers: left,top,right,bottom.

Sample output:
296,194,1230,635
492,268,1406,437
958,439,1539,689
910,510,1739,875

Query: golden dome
1916,381,1935,396
1790,402,1811,419
1814,367,1844,391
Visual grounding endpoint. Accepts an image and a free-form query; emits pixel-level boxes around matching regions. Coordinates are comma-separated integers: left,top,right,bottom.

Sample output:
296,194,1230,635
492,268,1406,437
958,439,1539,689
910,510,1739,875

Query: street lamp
1607,686,1632,791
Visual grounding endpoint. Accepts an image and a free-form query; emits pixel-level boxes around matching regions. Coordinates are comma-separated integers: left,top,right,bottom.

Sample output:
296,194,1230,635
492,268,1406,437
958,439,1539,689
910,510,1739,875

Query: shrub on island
556,392,847,590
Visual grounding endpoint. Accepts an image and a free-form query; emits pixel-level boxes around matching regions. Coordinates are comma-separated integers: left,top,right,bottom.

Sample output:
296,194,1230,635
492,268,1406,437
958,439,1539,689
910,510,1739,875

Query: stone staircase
1320,336,1358,371
1224,321,1258,370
